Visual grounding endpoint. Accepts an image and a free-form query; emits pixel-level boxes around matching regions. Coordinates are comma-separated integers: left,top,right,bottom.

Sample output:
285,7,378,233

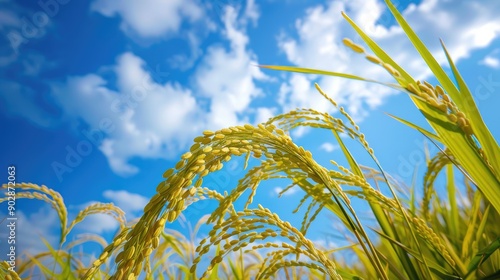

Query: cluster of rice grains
343,37,490,168
108,85,406,279
421,149,454,220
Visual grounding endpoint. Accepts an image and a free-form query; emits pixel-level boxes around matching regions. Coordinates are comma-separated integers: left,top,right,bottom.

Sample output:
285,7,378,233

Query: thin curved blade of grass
441,40,500,177
328,128,389,280
330,115,421,279
162,234,184,259
446,165,460,243
339,11,412,84
475,205,491,249
25,254,57,279
310,84,419,278
331,128,362,177
387,114,440,141
227,257,242,280
384,0,459,96
466,237,500,277
462,192,483,259
410,171,417,215
260,65,404,91
372,228,462,279
40,237,77,280
316,88,416,277
337,270,366,280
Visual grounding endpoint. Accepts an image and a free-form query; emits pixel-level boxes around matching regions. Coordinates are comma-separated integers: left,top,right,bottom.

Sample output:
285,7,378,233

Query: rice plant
2,0,499,279
0,183,127,279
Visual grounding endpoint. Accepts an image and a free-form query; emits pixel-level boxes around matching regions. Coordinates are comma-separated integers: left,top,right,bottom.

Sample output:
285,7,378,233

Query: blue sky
1,0,500,258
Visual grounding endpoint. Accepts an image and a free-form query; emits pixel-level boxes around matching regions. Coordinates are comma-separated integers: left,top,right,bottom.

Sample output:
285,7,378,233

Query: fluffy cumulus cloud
91,0,205,38
50,52,203,175
195,3,268,129
277,0,500,120
6,0,500,177
480,49,500,69
90,0,212,70
196,4,266,127
47,2,266,176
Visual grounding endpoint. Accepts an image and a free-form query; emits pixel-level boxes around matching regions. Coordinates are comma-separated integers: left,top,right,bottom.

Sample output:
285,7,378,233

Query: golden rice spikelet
365,55,383,64
175,160,185,169
342,38,365,53
383,63,400,77
92,259,102,267
202,146,213,153
152,236,160,248
181,152,192,159
406,83,420,95
162,168,174,178
203,130,215,136
342,38,354,46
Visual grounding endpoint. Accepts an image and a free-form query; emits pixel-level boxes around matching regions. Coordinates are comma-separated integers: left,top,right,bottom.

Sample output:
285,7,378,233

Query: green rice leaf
260,65,404,91
466,237,500,276
446,165,459,242
387,114,440,141
440,40,500,177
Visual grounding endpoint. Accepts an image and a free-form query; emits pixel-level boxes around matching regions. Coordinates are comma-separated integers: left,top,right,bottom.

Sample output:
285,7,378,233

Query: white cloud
277,0,500,121
400,0,500,62
91,0,205,38
168,31,203,71
480,49,500,68
195,5,269,129
103,189,149,217
244,0,259,26
319,142,339,153
91,0,219,73
254,107,276,124
50,52,204,175
480,56,500,68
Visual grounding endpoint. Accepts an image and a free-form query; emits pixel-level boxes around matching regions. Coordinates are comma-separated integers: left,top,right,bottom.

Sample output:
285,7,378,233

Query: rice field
2,1,499,279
